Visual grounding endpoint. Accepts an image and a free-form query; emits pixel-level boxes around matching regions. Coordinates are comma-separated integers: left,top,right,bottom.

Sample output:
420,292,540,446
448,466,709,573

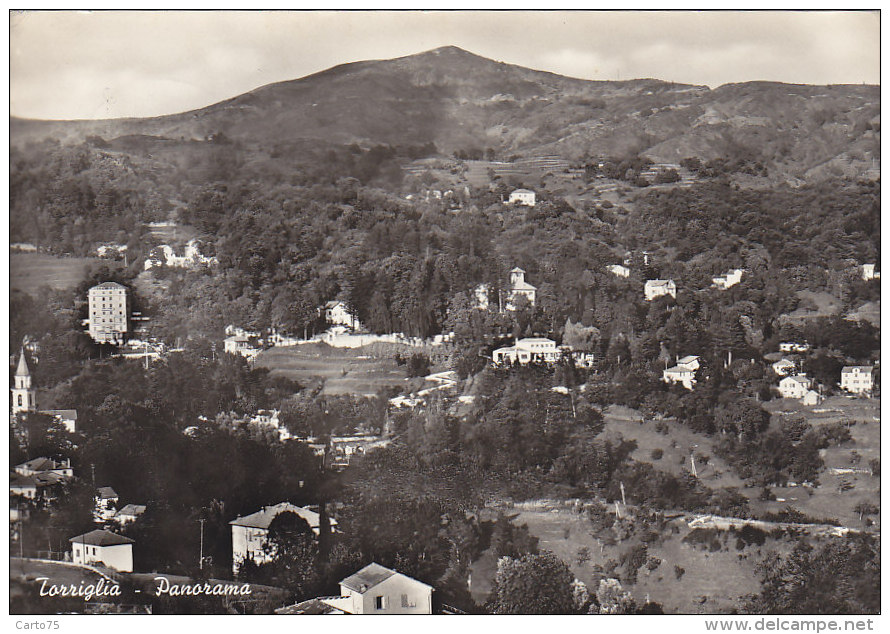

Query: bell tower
11,346,36,414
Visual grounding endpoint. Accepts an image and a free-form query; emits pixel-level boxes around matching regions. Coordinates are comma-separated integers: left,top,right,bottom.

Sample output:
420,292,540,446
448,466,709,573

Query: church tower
11,346,36,414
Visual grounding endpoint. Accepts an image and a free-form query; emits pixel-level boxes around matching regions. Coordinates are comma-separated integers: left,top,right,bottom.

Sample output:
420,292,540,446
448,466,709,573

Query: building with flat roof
88,282,129,344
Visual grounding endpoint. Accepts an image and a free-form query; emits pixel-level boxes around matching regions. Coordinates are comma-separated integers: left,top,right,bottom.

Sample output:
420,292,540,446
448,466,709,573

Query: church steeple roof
16,347,30,377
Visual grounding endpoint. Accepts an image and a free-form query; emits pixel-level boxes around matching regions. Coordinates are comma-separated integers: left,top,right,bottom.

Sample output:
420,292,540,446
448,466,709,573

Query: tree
489,551,576,614
592,577,637,614
249,511,320,598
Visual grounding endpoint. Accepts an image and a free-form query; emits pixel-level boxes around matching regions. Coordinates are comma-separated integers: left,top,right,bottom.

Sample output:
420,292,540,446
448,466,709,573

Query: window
401,594,415,608
375,596,385,610
17,395,22,407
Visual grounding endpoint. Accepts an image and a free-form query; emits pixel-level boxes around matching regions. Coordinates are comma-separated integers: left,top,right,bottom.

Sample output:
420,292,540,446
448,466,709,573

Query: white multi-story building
506,267,536,310
713,269,744,290
861,263,880,281
474,284,490,310
492,337,559,365
88,282,129,344
644,279,677,301
840,366,874,395
323,301,362,330
144,240,216,270
508,189,536,207
778,374,812,399
229,502,337,574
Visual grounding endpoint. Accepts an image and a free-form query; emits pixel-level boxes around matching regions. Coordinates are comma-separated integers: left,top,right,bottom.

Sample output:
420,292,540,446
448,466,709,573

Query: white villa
324,301,362,330
840,366,874,395
779,342,810,353
778,374,812,399
861,264,880,281
114,504,147,526
70,529,134,572
771,358,796,376
276,563,434,615
607,264,630,278
144,240,216,270
644,279,677,301
492,338,560,365
713,269,744,290
801,390,822,407
224,335,261,360
506,267,537,310
94,486,119,523
663,356,699,390
508,189,536,207
230,502,337,574
474,284,490,310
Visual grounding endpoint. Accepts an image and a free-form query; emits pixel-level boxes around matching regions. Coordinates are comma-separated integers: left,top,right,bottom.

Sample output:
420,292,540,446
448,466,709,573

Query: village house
861,263,880,281
801,390,822,407
39,409,78,434
144,239,216,270
14,457,73,478
114,504,147,526
644,279,677,301
94,486,120,523
508,188,536,207
492,337,560,365
245,409,291,442
506,267,537,310
70,529,135,572
88,282,129,345
779,342,810,353
225,325,261,339
771,358,796,376
778,374,812,399
96,243,127,259
10,471,69,501
323,300,362,330
474,283,490,310
840,366,874,395
311,563,434,615
713,268,744,290
224,334,262,360
607,264,630,278
230,502,338,574
663,356,700,390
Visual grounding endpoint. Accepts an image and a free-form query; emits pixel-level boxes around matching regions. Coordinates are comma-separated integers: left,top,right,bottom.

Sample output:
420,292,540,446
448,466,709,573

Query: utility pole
690,453,698,478
199,518,205,570
620,481,627,506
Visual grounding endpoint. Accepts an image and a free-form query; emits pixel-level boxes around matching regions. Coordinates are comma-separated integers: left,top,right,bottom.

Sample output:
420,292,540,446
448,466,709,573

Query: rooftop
116,504,147,517
69,529,134,547
842,366,873,373
15,347,30,376
340,563,433,593
15,457,67,472
229,502,336,531
91,281,127,290
96,486,118,499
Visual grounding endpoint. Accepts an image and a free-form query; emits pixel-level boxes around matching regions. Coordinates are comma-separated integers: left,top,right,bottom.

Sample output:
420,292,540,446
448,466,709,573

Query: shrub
651,448,664,460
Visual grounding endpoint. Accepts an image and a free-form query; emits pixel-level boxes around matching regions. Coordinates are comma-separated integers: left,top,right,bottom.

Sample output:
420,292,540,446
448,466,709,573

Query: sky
9,10,881,121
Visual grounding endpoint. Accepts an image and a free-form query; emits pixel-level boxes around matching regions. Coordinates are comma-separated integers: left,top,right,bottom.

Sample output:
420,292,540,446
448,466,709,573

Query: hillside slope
10,46,880,181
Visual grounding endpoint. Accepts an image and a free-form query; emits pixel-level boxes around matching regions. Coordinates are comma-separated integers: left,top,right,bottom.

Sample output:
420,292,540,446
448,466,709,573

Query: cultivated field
473,502,771,614
253,343,411,396
756,396,881,529
10,252,111,294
